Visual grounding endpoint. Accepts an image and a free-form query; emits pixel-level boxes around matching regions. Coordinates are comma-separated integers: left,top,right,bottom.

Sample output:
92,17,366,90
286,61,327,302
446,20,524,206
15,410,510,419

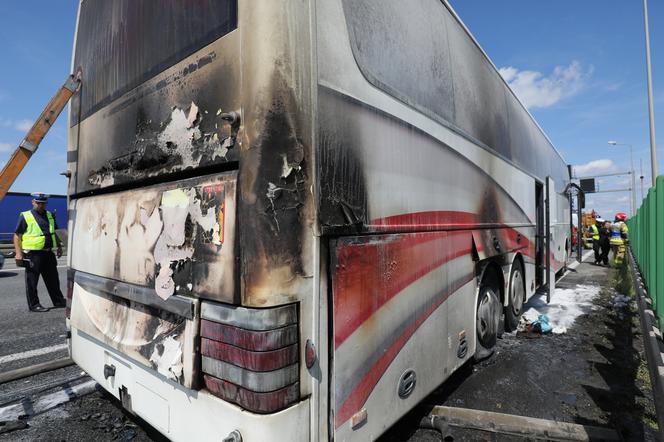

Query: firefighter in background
589,217,601,264
610,212,629,266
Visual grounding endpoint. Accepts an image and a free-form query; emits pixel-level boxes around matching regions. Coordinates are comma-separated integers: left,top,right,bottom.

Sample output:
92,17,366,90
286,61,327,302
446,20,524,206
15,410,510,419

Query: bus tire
504,259,525,332
474,271,501,361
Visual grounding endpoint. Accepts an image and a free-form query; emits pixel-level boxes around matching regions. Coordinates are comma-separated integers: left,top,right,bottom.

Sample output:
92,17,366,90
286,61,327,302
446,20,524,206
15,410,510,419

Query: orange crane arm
0,74,81,200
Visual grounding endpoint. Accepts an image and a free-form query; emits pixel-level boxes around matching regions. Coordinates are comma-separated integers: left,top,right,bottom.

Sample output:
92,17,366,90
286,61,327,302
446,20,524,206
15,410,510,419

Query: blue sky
0,1,662,219
451,0,664,218
0,1,78,195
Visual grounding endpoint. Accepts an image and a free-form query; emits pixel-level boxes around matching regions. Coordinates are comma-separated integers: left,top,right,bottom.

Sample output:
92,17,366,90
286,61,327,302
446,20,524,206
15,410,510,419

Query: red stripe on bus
333,230,473,349
335,274,474,428
372,210,539,261
369,211,480,230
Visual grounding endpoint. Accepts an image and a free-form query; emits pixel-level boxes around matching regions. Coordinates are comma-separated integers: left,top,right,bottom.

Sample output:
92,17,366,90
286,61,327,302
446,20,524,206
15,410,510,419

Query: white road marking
0,379,96,421
0,343,68,365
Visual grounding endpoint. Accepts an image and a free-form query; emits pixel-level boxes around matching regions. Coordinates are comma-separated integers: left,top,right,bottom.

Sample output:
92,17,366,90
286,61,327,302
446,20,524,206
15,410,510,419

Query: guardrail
628,248,664,434
628,175,664,329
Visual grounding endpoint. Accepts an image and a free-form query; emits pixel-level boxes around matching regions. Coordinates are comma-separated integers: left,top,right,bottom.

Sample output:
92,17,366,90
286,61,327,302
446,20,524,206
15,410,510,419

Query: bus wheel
504,259,525,332
474,273,501,361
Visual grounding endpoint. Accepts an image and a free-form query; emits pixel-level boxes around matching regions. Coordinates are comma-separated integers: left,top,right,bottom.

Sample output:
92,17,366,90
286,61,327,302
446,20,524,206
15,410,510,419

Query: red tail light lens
200,302,299,413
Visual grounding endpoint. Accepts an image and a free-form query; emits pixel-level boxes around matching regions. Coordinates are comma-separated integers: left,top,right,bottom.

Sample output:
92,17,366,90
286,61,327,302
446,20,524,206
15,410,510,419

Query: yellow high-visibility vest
21,210,57,251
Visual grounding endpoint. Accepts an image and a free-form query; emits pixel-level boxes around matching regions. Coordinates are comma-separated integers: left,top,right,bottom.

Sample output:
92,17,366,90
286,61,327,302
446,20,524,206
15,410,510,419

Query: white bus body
65,1,570,440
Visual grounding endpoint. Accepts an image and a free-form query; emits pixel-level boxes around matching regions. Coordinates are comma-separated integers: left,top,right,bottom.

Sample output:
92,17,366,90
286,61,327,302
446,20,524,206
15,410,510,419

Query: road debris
0,379,96,421
610,293,632,319
0,419,28,436
517,314,552,337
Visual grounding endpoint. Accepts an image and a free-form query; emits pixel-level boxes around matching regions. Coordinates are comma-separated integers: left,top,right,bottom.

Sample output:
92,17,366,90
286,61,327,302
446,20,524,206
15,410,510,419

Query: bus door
546,176,556,302
535,181,545,289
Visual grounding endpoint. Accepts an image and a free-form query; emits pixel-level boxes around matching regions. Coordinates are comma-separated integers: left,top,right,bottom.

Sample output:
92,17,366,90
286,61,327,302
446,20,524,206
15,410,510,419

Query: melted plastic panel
71,282,197,387
70,173,236,303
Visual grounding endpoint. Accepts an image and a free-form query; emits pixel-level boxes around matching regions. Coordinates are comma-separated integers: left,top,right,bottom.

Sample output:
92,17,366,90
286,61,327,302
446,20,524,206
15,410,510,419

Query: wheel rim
510,269,525,316
476,287,499,346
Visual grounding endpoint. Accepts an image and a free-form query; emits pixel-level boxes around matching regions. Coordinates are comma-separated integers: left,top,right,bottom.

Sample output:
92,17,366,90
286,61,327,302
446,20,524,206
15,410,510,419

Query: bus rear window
72,0,237,122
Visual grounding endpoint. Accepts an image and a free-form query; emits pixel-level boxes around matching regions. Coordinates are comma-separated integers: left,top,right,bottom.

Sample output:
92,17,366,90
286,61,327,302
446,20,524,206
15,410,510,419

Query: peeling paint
152,186,225,299
157,105,202,167
72,173,236,303
86,101,234,188
155,264,176,300
149,335,184,382
186,101,200,128
266,182,283,232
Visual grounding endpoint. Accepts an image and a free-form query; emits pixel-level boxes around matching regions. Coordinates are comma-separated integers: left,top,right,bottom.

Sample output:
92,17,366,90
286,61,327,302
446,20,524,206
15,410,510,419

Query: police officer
589,218,601,264
13,192,66,312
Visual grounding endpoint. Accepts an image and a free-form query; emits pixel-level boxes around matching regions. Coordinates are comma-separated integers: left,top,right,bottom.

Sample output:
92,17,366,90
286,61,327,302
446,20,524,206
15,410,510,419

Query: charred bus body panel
319,2,569,438
66,1,569,441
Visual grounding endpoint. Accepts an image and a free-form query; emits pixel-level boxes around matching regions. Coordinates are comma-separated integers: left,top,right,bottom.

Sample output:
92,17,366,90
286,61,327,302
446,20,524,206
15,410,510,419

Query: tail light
200,302,299,413
65,268,75,319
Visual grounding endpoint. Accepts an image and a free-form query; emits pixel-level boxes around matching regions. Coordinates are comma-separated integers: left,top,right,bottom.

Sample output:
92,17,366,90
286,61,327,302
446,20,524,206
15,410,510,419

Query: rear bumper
71,327,311,442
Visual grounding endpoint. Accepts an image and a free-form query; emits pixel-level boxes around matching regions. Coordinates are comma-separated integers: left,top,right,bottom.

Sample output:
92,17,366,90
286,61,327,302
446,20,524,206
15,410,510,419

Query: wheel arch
475,258,505,304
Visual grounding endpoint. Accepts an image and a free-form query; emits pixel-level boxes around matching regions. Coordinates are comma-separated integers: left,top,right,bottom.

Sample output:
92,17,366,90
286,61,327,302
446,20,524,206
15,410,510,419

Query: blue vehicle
0,192,68,243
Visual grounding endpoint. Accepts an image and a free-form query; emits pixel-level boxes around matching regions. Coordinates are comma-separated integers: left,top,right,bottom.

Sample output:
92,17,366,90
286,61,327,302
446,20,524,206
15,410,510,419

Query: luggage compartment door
330,231,463,440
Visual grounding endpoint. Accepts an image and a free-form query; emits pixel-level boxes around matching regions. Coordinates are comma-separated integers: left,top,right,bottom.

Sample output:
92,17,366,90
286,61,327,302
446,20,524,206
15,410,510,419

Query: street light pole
608,141,636,215
643,0,658,184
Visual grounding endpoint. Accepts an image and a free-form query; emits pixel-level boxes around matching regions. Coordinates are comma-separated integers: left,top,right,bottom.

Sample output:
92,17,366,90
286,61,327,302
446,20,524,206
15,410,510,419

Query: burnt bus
65,1,570,441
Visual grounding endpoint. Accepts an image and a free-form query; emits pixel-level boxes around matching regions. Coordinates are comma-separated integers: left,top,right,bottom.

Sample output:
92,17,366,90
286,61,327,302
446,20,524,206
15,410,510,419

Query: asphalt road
0,256,82,405
0,257,157,441
0,254,657,441
0,255,68,357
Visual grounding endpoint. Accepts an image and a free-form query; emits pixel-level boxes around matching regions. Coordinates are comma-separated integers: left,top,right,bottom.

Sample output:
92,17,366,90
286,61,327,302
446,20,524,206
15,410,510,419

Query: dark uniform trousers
24,250,65,308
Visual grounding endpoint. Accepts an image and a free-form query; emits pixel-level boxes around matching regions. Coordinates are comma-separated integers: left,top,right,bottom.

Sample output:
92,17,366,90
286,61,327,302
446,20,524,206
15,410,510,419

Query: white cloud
0,142,12,153
0,117,33,132
499,61,590,109
14,119,32,132
573,159,617,177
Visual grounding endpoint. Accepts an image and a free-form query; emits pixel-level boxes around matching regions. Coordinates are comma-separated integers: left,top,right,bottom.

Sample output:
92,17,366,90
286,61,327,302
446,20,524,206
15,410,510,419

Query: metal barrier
628,175,664,329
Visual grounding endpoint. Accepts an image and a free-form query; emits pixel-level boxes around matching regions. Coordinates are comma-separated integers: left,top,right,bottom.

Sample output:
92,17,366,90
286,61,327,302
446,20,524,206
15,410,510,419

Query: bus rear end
66,2,317,440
